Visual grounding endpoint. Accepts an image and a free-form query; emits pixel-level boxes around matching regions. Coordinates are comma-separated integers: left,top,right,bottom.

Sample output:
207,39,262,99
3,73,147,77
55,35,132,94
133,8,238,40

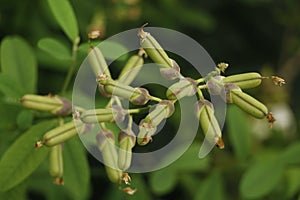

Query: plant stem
197,86,205,100
196,77,205,84
61,37,80,95
128,106,150,114
149,96,162,102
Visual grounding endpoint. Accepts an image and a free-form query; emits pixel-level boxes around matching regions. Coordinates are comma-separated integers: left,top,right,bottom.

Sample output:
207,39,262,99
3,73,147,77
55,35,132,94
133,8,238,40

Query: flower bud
20,94,71,116
222,72,262,89
118,131,136,171
96,129,122,183
166,78,197,100
195,100,224,149
49,144,64,185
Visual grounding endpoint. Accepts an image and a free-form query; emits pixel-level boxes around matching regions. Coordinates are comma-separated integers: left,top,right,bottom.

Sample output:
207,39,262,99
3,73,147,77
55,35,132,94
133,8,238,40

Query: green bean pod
166,78,197,100
96,129,122,183
138,27,172,68
118,131,136,171
49,144,64,185
118,52,144,85
80,107,124,124
137,100,174,145
230,90,268,119
98,77,150,105
88,46,111,77
38,121,85,147
20,94,71,116
222,72,262,89
195,100,224,149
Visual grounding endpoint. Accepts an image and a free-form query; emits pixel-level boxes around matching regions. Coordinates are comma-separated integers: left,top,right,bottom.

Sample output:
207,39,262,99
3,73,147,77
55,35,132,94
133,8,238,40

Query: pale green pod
96,130,122,183
159,58,181,80
41,121,84,147
166,78,197,100
20,94,72,116
88,46,111,77
138,27,172,68
49,144,64,185
118,131,136,171
118,54,144,85
137,101,174,146
195,100,224,149
80,107,124,124
144,100,175,127
98,77,150,105
231,90,268,119
222,72,262,89
137,121,156,146
129,88,150,105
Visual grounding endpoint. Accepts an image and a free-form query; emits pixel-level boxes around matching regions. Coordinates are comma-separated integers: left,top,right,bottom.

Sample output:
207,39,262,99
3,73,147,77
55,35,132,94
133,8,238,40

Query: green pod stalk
222,72,262,89
80,107,124,124
88,46,111,77
39,121,84,147
96,129,122,183
138,26,172,68
49,144,64,185
195,100,224,149
20,94,72,116
230,90,268,119
118,131,136,171
166,78,197,100
118,52,144,85
98,77,150,105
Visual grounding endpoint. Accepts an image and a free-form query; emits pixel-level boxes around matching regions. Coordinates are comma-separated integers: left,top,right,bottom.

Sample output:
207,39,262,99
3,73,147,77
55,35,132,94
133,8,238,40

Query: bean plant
1,0,299,200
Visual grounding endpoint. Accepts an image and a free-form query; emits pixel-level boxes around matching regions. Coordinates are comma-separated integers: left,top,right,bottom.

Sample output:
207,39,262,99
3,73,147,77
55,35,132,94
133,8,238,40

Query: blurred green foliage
0,0,300,199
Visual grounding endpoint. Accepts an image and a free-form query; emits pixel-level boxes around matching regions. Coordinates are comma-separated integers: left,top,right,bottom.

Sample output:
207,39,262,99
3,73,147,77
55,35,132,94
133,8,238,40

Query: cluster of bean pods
20,25,285,194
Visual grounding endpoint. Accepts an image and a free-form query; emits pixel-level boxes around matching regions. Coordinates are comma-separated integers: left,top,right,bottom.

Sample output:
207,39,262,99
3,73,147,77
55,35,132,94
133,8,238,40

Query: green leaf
194,171,225,200
28,161,70,200
227,105,251,160
0,102,20,130
124,174,152,200
0,180,27,200
47,0,79,42
1,36,37,94
280,142,300,165
285,167,300,198
38,38,71,61
240,158,285,199
17,109,34,130
0,74,24,98
63,137,90,200
99,41,128,61
173,144,210,172
149,167,177,195
0,120,57,192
